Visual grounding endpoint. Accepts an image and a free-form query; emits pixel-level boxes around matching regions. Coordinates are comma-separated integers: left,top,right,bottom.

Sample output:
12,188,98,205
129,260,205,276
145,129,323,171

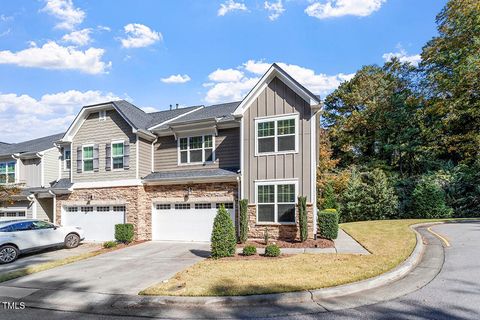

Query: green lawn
140,219,447,296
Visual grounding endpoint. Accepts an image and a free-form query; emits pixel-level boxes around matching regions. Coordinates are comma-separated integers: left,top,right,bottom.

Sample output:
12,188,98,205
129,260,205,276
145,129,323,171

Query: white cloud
264,0,285,21
62,28,92,46
120,23,162,48
204,60,354,103
141,106,159,113
0,89,120,142
97,25,111,32
0,15,13,22
218,0,248,16
161,74,191,84
382,49,421,66
305,0,385,19
0,29,11,37
208,68,244,82
41,0,85,30
0,41,111,74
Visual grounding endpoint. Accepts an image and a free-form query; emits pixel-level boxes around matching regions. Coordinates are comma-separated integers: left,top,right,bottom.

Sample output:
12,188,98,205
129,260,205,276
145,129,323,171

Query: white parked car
0,219,85,264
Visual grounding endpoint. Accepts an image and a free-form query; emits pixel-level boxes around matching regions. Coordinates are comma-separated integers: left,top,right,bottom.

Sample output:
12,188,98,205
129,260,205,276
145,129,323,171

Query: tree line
317,0,480,221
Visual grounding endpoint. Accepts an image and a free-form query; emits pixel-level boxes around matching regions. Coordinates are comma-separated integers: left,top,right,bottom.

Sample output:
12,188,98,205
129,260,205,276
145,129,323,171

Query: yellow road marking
427,227,450,247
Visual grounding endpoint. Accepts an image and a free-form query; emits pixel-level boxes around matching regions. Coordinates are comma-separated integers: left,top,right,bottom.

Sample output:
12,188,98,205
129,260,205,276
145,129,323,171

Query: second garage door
152,202,235,242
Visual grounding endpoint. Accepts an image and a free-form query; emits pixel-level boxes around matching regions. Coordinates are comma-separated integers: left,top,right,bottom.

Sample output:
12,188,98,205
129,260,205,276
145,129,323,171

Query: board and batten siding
243,76,315,203
153,128,240,171
72,110,137,183
36,197,53,221
43,148,60,186
138,137,152,178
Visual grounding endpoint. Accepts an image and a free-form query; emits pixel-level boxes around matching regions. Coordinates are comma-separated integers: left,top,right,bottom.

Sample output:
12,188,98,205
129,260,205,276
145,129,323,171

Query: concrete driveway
1,241,209,295
0,243,101,274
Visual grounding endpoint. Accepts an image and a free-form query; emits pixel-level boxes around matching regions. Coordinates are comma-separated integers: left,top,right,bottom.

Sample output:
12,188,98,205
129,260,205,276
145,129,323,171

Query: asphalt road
1,221,479,320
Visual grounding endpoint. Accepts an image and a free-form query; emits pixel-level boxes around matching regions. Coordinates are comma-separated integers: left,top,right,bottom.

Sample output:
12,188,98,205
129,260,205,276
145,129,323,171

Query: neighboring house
0,133,66,222
5,63,321,242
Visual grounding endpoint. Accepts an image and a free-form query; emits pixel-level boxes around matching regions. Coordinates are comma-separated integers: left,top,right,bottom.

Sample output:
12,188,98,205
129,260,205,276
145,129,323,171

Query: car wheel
0,245,19,264
64,233,80,249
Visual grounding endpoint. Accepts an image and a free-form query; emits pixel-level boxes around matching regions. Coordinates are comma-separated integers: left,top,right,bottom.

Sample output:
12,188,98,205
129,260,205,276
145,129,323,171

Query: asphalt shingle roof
0,132,64,156
143,167,239,182
169,101,240,125
51,178,74,190
146,105,202,128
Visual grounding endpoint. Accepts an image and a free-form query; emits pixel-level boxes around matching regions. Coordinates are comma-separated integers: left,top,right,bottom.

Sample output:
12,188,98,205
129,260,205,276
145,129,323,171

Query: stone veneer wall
55,182,238,241
247,204,315,241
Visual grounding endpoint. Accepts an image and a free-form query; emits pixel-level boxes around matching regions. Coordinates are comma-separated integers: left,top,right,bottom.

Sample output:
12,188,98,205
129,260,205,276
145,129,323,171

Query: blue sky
0,0,446,142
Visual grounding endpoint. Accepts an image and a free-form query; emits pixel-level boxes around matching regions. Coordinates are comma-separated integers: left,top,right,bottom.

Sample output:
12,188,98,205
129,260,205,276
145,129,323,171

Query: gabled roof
233,63,321,116
147,105,204,129
0,132,64,157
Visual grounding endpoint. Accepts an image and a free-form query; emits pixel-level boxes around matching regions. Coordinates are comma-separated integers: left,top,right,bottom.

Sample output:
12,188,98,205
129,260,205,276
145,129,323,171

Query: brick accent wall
55,182,238,241
247,204,315,241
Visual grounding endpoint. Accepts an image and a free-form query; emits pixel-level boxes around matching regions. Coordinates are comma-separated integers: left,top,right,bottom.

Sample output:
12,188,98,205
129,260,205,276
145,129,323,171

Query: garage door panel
153,203,235,242
62,207,125,242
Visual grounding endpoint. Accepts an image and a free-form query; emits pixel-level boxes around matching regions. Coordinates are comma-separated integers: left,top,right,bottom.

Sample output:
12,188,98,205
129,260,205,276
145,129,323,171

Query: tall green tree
323,60,427,176
420,0,480,164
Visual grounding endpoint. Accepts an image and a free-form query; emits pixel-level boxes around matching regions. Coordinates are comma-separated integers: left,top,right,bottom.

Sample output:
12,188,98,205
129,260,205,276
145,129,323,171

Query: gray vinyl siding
72,110,137,182
138,137,152,178
36,197,54,221
18,158,42,187
43,148,60,186
243,76,314,203
153,128,240,171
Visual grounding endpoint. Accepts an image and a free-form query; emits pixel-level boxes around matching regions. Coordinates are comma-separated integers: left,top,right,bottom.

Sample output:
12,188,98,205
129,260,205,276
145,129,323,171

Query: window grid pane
112,143,124,156
83,147,93,159
180,138,188,150
258,185,275,203
195,203,212,209
189,136,203,149
277,184,295,203
258,122,275,137
277,119,295,135
204,135,213,148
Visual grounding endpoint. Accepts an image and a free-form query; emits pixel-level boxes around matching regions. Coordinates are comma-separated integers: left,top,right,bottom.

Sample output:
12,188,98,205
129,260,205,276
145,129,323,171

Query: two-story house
8,64,321,243
0,133,66,222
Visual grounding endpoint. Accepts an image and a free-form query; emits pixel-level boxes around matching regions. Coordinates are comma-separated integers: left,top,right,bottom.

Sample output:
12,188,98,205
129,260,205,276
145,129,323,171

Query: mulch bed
218,253,293,261
237,238,334,249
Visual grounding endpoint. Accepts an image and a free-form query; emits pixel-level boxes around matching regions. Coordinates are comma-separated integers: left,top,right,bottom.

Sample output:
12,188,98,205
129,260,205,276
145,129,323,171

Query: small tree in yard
412,177,452,218
339,169,369,222
239,199,248,243
211,204,236,259
366,169,399,220
322,182,338,210
298,196,308,242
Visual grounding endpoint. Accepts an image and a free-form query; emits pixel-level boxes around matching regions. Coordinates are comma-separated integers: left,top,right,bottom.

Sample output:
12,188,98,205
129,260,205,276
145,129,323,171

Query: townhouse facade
0,64,321,242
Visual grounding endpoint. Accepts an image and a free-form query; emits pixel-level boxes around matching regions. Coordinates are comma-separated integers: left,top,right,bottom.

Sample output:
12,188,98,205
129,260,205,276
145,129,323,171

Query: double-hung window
83,146,94,172
256,115,298,155
257,182,296,224
64,149,71,170
0,161,15,184
179,135,214,164
112,142,124,169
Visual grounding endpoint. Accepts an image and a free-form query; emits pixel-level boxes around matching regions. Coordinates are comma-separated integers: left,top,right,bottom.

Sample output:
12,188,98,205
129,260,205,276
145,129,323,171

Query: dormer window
99,110,107,121
178,135,214,164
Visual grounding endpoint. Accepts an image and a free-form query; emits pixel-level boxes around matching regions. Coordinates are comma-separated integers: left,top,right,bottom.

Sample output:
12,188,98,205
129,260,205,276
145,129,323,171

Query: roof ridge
147,104,203,115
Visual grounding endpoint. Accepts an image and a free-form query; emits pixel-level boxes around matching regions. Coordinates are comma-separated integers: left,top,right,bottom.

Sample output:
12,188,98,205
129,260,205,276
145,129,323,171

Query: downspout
48,190,57,225
151,137,158,173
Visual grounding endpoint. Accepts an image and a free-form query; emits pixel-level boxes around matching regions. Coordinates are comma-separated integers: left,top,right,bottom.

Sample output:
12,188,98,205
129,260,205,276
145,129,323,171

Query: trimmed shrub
103,241,117,248
239,199,249,243
264,244,281,257
263,226,269,245
211,204,237,259
318,209,339,240
298,196,308,242
242,245,257,256
412,177,452,218
115,224,134,243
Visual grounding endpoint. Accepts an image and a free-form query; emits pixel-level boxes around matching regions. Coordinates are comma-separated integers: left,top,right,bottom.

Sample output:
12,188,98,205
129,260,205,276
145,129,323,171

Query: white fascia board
72,179,143,189
148,106,204,131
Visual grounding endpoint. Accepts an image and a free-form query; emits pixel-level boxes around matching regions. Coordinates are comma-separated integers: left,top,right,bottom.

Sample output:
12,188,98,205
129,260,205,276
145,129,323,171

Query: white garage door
62,205,125,241
152,202,235,242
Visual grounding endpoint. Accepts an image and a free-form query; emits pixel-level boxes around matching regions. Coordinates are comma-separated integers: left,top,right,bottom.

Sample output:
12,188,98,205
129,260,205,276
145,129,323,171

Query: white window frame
0,210,26,219
254,179,298,225
82,144,94,172
177,134,215,165
63,148,71,171
111,140,125,171
254,113,299,156
99,110,107,121
0,160,16,185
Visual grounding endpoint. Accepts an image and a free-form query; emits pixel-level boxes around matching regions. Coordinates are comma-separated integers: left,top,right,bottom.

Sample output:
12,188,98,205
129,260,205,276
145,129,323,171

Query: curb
120,222,442,307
